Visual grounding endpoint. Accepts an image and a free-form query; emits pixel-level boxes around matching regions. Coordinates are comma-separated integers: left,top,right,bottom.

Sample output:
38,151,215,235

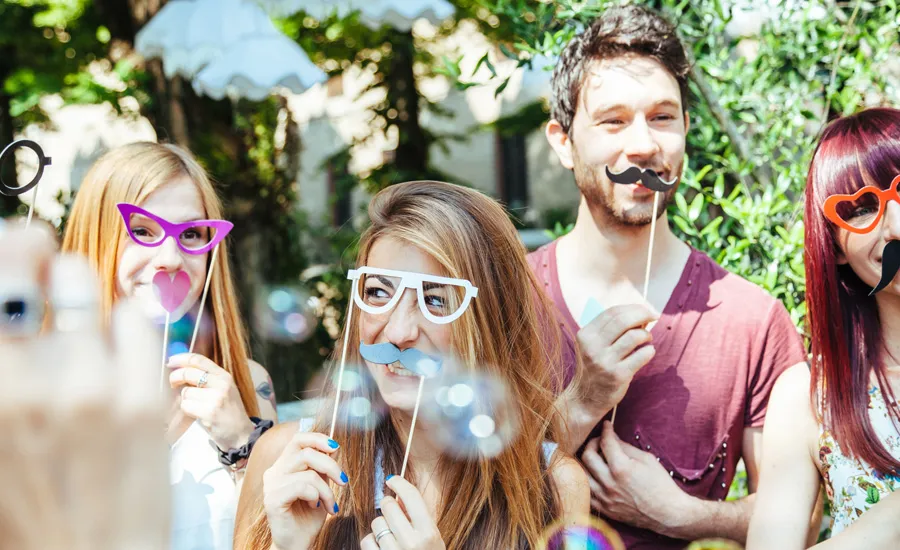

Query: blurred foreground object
0,222,170,550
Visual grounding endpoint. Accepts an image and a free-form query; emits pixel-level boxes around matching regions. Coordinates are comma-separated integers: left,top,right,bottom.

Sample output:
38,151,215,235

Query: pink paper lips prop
153,271,191,313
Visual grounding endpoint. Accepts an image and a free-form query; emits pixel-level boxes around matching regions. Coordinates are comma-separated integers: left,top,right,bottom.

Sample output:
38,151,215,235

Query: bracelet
217,417,274,466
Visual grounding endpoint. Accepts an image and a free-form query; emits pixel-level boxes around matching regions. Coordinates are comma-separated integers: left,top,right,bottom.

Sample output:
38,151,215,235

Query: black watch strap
217,416,274,466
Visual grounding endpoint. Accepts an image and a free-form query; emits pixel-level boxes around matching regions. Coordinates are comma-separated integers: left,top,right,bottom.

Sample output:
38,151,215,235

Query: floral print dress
816,385,900,536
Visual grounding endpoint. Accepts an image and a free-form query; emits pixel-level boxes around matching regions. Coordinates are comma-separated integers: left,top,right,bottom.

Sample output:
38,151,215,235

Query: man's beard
573,154,679,227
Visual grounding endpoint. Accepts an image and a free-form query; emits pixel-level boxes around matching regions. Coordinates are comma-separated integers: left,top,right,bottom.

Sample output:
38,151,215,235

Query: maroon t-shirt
528,240,806,549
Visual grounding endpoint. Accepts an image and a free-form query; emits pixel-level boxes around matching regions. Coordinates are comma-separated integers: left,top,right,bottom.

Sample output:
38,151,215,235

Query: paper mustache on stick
606,165,678,192
871,240,900,295
604,164,679,426
359,342,442,377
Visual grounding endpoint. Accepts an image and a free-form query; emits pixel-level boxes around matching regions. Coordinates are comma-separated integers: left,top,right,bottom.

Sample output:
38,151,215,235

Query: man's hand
582,421,690,535
576,304,658,414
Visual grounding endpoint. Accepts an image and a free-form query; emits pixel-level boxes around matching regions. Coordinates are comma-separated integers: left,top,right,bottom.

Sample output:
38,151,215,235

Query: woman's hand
168,352,256,450
262,430,348,550
0,222,169,550
360,476,445,550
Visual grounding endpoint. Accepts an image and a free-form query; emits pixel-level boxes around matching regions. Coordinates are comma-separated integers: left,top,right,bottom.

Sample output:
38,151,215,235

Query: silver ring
374,528,392,543
197,372,209,388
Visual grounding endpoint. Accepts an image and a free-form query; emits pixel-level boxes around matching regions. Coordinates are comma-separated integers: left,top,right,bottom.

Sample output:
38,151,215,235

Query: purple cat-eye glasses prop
116,203,233,255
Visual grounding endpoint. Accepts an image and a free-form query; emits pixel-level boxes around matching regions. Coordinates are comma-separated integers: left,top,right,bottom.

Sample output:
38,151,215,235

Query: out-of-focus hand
0,221,169,550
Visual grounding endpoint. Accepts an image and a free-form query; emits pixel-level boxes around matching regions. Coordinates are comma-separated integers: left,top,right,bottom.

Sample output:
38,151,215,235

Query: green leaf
494,77,510,97
866,486,880,505
688,193,704,222
675,191,689,215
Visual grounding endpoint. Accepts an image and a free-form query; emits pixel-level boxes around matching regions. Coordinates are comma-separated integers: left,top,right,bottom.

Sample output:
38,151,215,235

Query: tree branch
821,0,863,128
684,46,770,195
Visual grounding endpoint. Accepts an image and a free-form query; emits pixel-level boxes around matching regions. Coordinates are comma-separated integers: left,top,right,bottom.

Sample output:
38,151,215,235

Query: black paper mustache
871,240,900,295
605,165,678,192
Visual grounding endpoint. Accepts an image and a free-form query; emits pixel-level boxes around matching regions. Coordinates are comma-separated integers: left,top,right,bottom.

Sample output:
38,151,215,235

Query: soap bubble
330,363,387,432
419,366,519,459
539,517,625,550
254,286,318,343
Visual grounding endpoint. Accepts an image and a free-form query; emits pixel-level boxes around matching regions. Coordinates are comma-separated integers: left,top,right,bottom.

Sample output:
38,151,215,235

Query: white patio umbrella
134,0,196,62
136,0,280,79
137,0,325,100
193,32,327,101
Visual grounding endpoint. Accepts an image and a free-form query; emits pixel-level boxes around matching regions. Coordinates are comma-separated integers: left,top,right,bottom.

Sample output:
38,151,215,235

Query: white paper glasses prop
329,266,479,478
117,203,234,389
0,140,52,229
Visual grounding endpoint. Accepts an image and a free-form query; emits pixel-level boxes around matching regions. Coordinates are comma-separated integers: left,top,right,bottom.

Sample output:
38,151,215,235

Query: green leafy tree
0,0,120,216
444,0,900,338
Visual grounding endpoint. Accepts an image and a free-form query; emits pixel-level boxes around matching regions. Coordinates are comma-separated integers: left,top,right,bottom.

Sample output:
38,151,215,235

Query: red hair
805,107,900,475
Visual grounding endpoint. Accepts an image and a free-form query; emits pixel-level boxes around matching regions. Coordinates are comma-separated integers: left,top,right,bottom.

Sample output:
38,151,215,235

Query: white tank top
169,420,238,550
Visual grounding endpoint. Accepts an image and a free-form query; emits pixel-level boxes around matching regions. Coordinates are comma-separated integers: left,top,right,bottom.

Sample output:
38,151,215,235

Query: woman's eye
425,295,446,308
365,287,390,299
182,229,203,241
849,206,878,219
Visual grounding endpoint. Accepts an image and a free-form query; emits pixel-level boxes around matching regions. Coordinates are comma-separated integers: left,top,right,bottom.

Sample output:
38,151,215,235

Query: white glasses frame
347,266,479,325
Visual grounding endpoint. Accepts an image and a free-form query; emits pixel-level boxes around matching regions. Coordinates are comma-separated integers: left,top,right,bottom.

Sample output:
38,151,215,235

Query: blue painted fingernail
328,439,339,449
333,503,339,513
340,471,349,483
386,474,395,481
316,501,320,508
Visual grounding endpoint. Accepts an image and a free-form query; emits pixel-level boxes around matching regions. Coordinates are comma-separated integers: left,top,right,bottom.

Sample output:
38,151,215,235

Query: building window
496,132,529,214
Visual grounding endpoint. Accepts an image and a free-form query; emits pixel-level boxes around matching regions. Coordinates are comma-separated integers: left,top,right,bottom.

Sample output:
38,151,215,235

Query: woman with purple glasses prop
61,142,277,550
117,202,234,389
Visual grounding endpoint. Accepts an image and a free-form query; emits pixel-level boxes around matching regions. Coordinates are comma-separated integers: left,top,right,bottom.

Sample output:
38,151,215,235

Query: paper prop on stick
605,165,679,424
117,203,233,387
578,297,605,328
360,341,443,477
359,342,442,377
154,270,191,313
0,140,52,229
823,174,900,295
153,270,191,389
605,165,678,192
605,164,678,300
331,266,478,479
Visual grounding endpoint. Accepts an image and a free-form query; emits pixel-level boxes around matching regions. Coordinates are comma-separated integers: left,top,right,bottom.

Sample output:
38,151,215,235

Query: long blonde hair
238,181,572,549
62,142,259,417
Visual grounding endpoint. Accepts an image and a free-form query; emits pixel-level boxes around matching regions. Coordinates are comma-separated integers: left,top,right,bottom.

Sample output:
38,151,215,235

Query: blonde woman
234,181,590,550
62,142,277,550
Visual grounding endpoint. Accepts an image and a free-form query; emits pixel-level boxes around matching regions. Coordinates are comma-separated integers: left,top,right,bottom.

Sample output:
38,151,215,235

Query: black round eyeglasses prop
0,140,52,197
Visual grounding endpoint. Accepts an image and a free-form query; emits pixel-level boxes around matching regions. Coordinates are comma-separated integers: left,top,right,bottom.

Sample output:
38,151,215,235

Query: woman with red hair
747,108,900,548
